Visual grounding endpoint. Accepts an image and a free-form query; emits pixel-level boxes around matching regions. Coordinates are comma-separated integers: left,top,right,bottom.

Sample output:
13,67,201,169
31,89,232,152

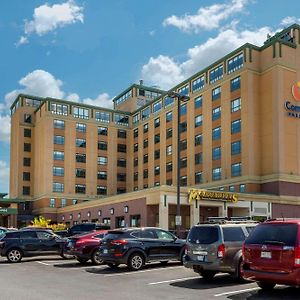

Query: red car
65,230,108,265
243,219,300,290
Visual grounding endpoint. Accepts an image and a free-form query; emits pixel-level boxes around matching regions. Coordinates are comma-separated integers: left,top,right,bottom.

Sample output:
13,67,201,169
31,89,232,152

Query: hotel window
76,138,86,148
195,96,202,109
166,162,172,172
24,98,41,107
166,128,172,139
73,107,89,119
180,157,187,168
231,119,241,134
95,111,110,123
61,198,66,208
117,188,126,194
75,184,86,194
97,156,107,165
195,172,203,184
180,139,187,151
23,157,31,166
98,141,107,151
232,162,242,177
76,153,86,163
231,141,241,155
166,145,172,155
166,111,173,122
131,215,141,227
154,134,160,144
97,186,107,195
54,119,65,129
75,168,86,178
212,147,221,160
53,167,64,177
22,186,30,195
154,117,160,128
227,53,243,74
239,184,246,193
178,85,189,96
115,90,132,105
180,176,187,186
164,96,174,107
142,107,151,120
154,166,160,175
180,121,187,133
195,115,203,127
134,143,138,152
231,98,241,112
212,167,222,181
143,123,149,133
229,186,235,192
23,172,30,181
212,107,221,121
98,126,108,136
143,154,148,163
117,144,127,153
53,182,64,193
117,158,126,167
117,173,126,182
209,64,223,84
195,134,203,146
134,157,138,167
114,114,129,126
192,75,205,93
54,151,64,161
72,199,78,205
54,135,64,145
50,198,56,208
24,114,32,123
133,114,139,124
154,150,160,160
76,123,86,133
153,101,162,113
134,172,138,181
97,171,107,180
195,153,203,165
231,76,241,91
143,169,148,179
24,143,31,152
212,126,221,140
133,128,138,138
143,139,148,148
51,103,68,116
118,129,127,138
212,86,221,100
180,103,187,115
24,128,31,138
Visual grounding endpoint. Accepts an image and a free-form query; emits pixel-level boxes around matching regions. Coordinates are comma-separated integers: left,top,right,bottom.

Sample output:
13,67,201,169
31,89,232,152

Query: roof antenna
281,212,285,221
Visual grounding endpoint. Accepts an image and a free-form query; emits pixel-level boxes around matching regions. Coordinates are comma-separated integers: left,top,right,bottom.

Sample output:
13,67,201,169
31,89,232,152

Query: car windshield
187,226,219,244
245,223,298,246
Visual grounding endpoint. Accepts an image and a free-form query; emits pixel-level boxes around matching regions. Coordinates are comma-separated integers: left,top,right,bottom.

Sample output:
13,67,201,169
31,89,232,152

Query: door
20,231,40,254
154,229,179,259
137,229,162,260
36,231,61,254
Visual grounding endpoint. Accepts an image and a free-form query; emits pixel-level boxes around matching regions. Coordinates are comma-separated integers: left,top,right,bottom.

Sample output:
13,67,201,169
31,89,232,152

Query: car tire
77,257,89,264
200,270,216,281
257,281,276,290
128,252,144,271
107,263,120,268
7,248,23,263
91,249,103,265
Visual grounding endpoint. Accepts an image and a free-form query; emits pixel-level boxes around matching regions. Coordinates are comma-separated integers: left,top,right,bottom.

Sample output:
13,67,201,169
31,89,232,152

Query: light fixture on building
69,214,73,220
98,210,102,216
87,211,91,218
62,215,65,221
78,213,81,219
110,208,114,215
124,205,129,213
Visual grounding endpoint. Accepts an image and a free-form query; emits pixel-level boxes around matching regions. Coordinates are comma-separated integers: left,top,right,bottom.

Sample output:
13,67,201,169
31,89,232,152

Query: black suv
0,229,68,263
57,223,110,237
99,227,186,271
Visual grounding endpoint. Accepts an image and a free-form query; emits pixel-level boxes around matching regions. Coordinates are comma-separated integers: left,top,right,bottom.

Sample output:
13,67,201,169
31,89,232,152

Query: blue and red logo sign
292,81,300,101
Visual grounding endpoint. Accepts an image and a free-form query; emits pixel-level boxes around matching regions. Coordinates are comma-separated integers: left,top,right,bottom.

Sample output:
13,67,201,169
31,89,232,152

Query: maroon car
243,219,300,290
65,230,108,265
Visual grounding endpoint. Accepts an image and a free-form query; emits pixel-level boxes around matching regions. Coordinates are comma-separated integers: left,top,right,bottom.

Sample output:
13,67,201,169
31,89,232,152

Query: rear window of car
223,227,245,242
188,226,219,244
245,223,298,246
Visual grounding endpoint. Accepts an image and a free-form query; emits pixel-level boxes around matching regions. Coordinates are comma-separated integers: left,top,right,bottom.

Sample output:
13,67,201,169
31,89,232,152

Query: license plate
67,242,73,247
103,249,108,254
261,251,272,259
197,255,205,261
193,251,208,256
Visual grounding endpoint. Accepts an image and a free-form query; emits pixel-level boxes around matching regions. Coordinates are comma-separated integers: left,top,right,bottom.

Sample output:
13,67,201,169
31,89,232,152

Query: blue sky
0,0,300,194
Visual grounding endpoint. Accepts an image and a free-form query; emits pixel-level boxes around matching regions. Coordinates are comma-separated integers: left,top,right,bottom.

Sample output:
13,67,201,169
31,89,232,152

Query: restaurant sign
188,189,238,203
0,207,18,215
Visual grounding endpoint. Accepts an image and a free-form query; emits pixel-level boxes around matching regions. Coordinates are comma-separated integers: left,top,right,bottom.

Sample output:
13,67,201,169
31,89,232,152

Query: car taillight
217,244,225,258
294,246,300,267
110,239,128,246
75,240,85,246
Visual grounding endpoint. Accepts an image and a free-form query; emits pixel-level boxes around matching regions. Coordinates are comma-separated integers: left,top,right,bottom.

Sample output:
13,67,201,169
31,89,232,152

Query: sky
0,0,300,194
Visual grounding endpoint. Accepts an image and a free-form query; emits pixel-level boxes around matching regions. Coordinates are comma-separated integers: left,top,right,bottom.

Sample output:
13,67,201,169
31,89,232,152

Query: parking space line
104,266,183,277
214,287,260,297
36,261,51,266
148,276,199,285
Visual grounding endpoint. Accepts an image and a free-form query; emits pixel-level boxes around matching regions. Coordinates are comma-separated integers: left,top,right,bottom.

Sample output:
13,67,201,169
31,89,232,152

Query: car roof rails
203,216,257,224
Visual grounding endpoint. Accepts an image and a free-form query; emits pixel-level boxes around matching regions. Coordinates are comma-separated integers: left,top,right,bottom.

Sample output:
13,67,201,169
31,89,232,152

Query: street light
167,91,190,237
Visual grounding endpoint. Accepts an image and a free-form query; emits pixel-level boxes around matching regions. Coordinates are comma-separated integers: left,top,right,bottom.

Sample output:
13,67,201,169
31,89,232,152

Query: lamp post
167,91,190,237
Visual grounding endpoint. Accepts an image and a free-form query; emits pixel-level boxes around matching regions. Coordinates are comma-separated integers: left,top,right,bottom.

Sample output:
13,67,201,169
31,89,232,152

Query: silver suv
183,219,256,281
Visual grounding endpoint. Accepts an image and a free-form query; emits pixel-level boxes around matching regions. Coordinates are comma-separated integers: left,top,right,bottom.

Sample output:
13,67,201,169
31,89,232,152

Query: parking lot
0,256,299,300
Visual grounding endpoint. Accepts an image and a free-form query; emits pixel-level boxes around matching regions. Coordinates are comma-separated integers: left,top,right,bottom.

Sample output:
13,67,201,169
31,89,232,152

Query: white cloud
281,16,300,27
66,93,80,102
17,0,84,45
0,115,11,143
0,160,9,193
141,26,272,90
83,93,113,109
163,0,248,33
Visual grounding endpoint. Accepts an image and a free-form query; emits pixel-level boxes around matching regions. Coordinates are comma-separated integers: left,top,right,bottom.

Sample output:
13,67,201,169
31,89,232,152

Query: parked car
99,227,186,271
65,230,108,265
0,227,8,235
183,220,256,281
243,219,300,290
57,223,110,237
0,229,68,263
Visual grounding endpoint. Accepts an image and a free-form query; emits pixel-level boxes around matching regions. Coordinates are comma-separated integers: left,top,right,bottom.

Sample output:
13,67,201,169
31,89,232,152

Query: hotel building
5,24,300,232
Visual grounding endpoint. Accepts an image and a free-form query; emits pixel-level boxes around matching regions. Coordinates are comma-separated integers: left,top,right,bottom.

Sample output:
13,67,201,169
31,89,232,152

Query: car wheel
257,281,276,290
200,270,216,281
7,248,23,263
91,249,103,265
77,257,89,264
128,252,144,271
107,263,120,268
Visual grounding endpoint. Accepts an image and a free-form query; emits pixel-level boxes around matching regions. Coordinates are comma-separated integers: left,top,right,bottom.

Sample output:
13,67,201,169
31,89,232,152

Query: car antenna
281,212,285,221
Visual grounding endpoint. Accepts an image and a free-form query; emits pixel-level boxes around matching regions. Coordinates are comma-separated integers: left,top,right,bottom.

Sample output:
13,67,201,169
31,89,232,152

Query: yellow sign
188,189,238,203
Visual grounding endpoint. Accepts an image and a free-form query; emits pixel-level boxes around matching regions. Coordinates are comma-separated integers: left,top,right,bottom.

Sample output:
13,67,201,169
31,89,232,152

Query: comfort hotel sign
284,81,300,119
188,189,238,203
